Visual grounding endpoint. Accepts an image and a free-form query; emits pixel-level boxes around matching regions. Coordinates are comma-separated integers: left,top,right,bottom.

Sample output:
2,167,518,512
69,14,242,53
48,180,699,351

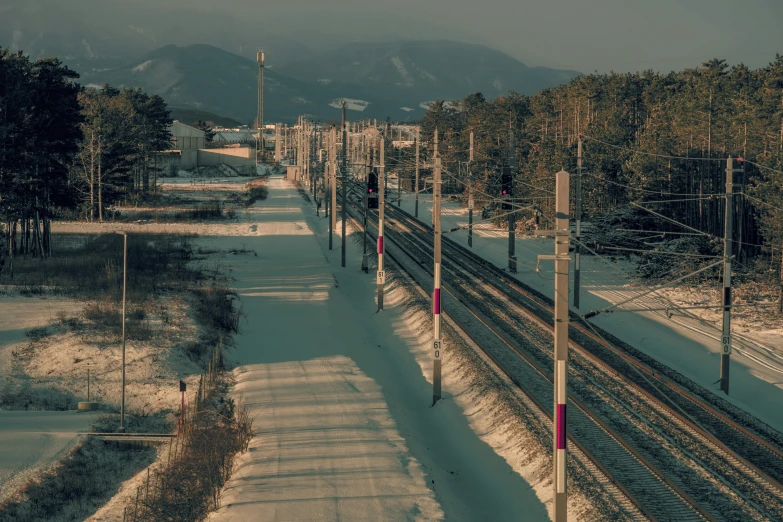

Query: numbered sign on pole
722,334,732,354
433,339,441,360
377,270,386,285
468,199,474,209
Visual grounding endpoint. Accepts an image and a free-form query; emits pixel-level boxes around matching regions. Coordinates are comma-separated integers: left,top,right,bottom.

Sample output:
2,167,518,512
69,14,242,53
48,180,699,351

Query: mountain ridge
75,42,580,123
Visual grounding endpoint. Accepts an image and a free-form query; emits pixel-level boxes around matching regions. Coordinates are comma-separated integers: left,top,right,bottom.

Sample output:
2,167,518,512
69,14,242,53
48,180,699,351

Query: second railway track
338,185,783,521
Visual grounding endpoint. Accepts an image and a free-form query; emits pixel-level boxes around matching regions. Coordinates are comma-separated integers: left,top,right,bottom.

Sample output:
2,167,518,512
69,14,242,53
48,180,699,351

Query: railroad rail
339,192,708,521
338,185,783,521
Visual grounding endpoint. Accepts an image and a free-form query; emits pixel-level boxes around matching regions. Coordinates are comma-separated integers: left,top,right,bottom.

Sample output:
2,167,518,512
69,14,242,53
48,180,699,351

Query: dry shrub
193,285,244,337
113,200,228,223
126,352,254,522
83,300,152,341
0,438,155,522
4,234,200,303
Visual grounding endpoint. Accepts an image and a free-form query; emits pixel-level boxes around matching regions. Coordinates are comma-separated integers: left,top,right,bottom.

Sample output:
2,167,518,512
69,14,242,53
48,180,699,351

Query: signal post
377,136,386,310
432,128,442,405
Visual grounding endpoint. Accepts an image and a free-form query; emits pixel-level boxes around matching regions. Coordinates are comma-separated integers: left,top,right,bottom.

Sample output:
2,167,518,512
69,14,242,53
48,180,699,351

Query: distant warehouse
156,121,256,175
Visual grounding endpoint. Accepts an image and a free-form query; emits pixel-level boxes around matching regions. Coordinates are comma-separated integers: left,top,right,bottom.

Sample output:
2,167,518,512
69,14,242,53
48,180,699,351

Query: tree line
411,56,783,305
0,47,172,264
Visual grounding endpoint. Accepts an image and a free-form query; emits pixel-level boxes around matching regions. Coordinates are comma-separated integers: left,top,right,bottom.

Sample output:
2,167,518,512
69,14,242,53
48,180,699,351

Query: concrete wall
197,148,255,175
200,147,253,159
182,150,199,169
174,136,206,150
286,165,302,181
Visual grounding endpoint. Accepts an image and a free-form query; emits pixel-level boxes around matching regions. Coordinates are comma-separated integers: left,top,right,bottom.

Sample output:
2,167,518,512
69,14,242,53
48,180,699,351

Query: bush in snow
635,236,719,282
584,206,657,252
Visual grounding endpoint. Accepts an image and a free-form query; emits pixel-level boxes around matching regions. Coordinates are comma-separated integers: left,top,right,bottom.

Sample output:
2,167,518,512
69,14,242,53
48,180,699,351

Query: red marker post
179,380,186,435
553,170,570,521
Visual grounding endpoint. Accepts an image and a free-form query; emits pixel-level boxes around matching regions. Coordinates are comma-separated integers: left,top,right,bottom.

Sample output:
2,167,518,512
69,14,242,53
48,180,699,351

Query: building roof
170,121,206,138
214,130,256,143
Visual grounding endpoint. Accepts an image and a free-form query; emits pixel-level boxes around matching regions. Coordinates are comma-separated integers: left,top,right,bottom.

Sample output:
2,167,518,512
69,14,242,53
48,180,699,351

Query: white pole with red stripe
553,169,570,521
377,134,386,311
432,128,442,405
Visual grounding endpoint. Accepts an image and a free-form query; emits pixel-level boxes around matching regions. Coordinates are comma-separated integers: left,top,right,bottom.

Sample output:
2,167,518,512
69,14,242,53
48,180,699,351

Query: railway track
339,187,783,521
339,193,707,521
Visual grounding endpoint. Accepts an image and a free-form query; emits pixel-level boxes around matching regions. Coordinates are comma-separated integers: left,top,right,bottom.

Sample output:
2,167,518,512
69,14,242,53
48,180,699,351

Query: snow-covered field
397,192,783,433
0,411,90,503
0,297,92,502
16,169,776,520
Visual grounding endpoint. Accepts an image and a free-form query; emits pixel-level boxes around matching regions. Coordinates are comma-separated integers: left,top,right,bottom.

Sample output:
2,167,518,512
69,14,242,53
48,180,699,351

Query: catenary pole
325,128,330,220
311,124,317,198
377,134,386,310
414,127,420,218
432,128,442,405
257,50,264,159
553,170,570,522
341,101,347,268
574,136,583,308
275,123,281,163
508,128,517,273
397,137,401,207
362,147,370,273
330,127,337,249
468,130,474,248
720,157,734,394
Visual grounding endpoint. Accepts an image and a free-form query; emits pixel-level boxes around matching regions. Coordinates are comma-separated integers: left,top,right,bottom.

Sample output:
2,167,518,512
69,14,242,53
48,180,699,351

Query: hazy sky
175,0,783,72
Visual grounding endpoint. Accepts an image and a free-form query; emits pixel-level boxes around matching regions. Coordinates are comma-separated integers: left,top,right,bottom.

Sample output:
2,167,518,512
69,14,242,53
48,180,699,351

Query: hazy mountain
0,0,314,67
76,44,402,124
74,42,578,124
168,108,242,129
276,40,580,103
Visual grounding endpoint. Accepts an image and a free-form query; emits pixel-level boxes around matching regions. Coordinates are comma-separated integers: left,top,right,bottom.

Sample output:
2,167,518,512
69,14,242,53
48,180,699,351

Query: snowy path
206,177,547,521
0,411,89,502
398,193,783,434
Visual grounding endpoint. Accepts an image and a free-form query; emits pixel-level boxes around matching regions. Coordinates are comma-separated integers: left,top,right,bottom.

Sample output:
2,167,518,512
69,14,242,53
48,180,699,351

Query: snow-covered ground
0,297,92,502
205,177,549,521
0,411,90,503
68,171,564,520
397,192,783,433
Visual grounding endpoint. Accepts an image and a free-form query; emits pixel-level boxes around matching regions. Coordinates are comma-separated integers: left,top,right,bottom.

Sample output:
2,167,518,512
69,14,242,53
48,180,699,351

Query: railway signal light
501,165,512,210
368,167,379,209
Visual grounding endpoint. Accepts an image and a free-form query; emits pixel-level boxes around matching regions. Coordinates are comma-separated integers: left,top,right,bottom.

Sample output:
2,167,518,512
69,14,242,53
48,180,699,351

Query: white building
157,121,255,175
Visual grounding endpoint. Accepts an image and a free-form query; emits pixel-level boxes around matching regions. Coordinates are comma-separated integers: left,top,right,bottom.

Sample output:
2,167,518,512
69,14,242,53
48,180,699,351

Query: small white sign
468,199,474,209
377,270,386,284
433,339,442,360
722,335,732,354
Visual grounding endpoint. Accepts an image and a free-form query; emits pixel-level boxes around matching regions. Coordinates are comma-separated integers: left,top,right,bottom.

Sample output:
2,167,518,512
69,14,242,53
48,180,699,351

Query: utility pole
257,50,264,160
574,136,583,308
397,140,401,207
468,131,474,248
553,170,570,522
312,124,317,198
538,170,571,522
330,127,337,250
432,128,442,406
377,135,386,310
415,127,420,218
383,124,389,199
341,101,347,268
325,129,330,220
720,157,735,394
362,148,370,273
508,128,517,273
275,123,281,163
115,232,128,433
